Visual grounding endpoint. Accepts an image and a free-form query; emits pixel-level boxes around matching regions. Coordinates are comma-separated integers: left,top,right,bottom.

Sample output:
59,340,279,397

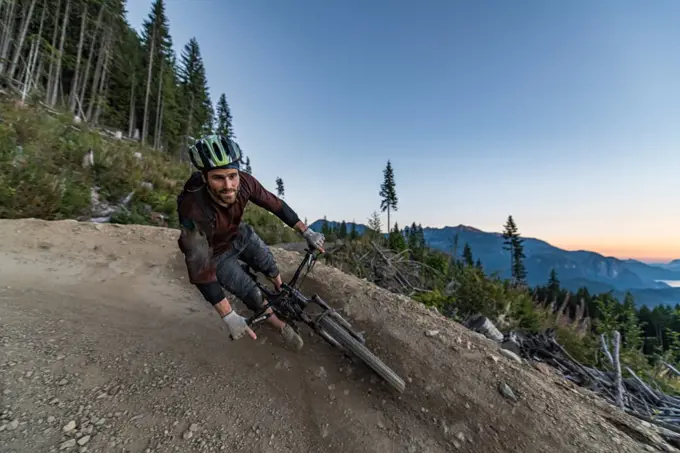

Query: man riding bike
176,134,325,351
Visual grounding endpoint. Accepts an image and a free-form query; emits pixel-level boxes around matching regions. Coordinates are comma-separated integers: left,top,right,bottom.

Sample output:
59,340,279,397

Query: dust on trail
0,219,675,453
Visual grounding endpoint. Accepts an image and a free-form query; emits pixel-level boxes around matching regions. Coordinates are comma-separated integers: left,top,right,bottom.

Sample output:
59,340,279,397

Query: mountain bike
240,248,406,393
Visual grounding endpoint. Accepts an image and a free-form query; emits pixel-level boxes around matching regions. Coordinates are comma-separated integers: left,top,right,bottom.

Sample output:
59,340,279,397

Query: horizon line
309,218,677,263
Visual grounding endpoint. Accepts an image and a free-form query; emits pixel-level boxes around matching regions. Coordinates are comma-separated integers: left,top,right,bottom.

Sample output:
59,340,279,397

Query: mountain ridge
309,219,680,307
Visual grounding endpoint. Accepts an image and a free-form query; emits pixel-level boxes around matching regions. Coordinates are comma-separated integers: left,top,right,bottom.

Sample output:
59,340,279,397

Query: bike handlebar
243,247,323,326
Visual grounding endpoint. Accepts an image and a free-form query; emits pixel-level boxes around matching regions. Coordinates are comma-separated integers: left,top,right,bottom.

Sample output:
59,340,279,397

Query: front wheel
318,316,406,393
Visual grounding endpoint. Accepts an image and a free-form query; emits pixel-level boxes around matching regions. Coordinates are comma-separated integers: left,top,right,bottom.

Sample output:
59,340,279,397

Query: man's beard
212,187,237,204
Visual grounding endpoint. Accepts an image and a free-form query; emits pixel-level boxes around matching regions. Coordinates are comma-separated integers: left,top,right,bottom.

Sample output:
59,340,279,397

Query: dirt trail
0,219,676,453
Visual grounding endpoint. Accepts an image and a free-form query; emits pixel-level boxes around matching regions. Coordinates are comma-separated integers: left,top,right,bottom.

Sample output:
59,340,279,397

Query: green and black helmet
189,134,242,171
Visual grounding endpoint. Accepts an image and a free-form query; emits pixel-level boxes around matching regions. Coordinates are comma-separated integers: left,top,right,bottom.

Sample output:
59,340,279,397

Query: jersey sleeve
177,201,224,305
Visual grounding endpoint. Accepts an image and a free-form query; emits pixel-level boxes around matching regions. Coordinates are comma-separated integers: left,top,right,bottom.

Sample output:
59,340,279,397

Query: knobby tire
318,316,406,393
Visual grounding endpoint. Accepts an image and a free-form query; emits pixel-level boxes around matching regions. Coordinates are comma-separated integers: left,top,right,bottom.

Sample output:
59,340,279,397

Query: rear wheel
318,316,406,393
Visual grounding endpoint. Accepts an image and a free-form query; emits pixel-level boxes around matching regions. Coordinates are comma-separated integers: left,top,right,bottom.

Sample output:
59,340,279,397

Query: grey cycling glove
302,227,325,251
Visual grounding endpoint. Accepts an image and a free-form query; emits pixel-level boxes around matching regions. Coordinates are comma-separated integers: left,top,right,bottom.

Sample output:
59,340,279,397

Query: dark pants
215,223,279,312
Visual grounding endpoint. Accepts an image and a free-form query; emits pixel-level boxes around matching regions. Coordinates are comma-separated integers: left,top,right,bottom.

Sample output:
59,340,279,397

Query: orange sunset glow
553,239,680,262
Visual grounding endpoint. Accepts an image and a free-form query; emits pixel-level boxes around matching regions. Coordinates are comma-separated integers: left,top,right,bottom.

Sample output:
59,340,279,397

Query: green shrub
243,204,299,245
0,100,191,223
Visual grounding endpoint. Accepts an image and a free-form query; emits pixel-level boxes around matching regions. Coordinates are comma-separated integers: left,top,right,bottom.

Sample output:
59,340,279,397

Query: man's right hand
222,310,257,340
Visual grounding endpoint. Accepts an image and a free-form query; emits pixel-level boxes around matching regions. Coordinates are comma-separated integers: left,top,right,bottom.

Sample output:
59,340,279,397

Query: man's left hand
302,227,325,253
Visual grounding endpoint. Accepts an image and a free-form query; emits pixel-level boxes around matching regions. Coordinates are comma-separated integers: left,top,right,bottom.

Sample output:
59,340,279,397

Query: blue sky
126,0,680,261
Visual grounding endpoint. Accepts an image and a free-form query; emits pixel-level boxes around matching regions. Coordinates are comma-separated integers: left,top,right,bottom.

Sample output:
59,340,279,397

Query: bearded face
205,168,240,205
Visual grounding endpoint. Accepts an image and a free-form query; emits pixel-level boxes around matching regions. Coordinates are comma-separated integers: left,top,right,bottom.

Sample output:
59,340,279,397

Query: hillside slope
0,219,675,453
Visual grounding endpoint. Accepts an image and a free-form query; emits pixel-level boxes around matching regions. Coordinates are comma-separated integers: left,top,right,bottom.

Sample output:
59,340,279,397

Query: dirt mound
0,219,675,453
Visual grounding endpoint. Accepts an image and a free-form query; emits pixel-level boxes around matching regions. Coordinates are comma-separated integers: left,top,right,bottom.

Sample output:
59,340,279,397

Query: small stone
2,389,10,395
456,432,465,442
63,420,76,432
190,423,199,432
77,435,91,446
47,416,56,423
499,349,522,364
498,382,518,402
529,361,549,373
183,430,193,440
60,439,77,449
58,379,68,386
7,419,19,430
425,330,439,337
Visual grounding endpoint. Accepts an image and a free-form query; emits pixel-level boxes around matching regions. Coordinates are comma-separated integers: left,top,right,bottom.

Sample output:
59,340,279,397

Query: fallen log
502,327,680,437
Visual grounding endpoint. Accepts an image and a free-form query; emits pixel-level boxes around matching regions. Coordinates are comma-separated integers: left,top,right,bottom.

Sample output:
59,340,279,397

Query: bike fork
311,296,366,344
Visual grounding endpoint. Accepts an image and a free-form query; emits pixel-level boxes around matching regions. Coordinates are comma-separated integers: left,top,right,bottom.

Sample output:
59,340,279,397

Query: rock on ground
0,218,675,453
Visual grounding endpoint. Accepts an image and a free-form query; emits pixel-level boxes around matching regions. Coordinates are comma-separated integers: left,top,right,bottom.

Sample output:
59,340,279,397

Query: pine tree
244,156,252,174
548,268,560,296
621,292,644,351
502,215,527,285
106,11,145,135
452,232,460,263
321,216,330,235
502,215,516,269
0,0,227,157
339,221,347,239
379,160,398,233
367,211,382,240
407,221,418,254
416,224,426,250
475,258,483,270
388,222,406,252
141,0,184,150
462,242,474,267
140,0,181,152
215,93,234,138
275,177,284,198
594,294,620,337
349,222,359,240
178,38,212,139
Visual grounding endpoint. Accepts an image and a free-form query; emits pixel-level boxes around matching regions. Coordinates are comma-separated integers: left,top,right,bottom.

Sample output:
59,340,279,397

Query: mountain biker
176,134,325,351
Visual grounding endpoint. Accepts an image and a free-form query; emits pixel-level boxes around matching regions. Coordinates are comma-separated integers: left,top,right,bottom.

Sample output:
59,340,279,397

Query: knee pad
243,286,265,312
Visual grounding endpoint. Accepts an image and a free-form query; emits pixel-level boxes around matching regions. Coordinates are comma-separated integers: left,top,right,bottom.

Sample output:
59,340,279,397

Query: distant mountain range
309,219,680,307
650,259,680,272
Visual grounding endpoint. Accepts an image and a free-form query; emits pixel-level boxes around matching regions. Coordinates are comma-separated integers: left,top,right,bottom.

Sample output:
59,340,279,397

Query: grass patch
0,100,300,245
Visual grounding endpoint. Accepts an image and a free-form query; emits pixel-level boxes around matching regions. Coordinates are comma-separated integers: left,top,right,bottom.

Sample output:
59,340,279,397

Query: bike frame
241,248,366,348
